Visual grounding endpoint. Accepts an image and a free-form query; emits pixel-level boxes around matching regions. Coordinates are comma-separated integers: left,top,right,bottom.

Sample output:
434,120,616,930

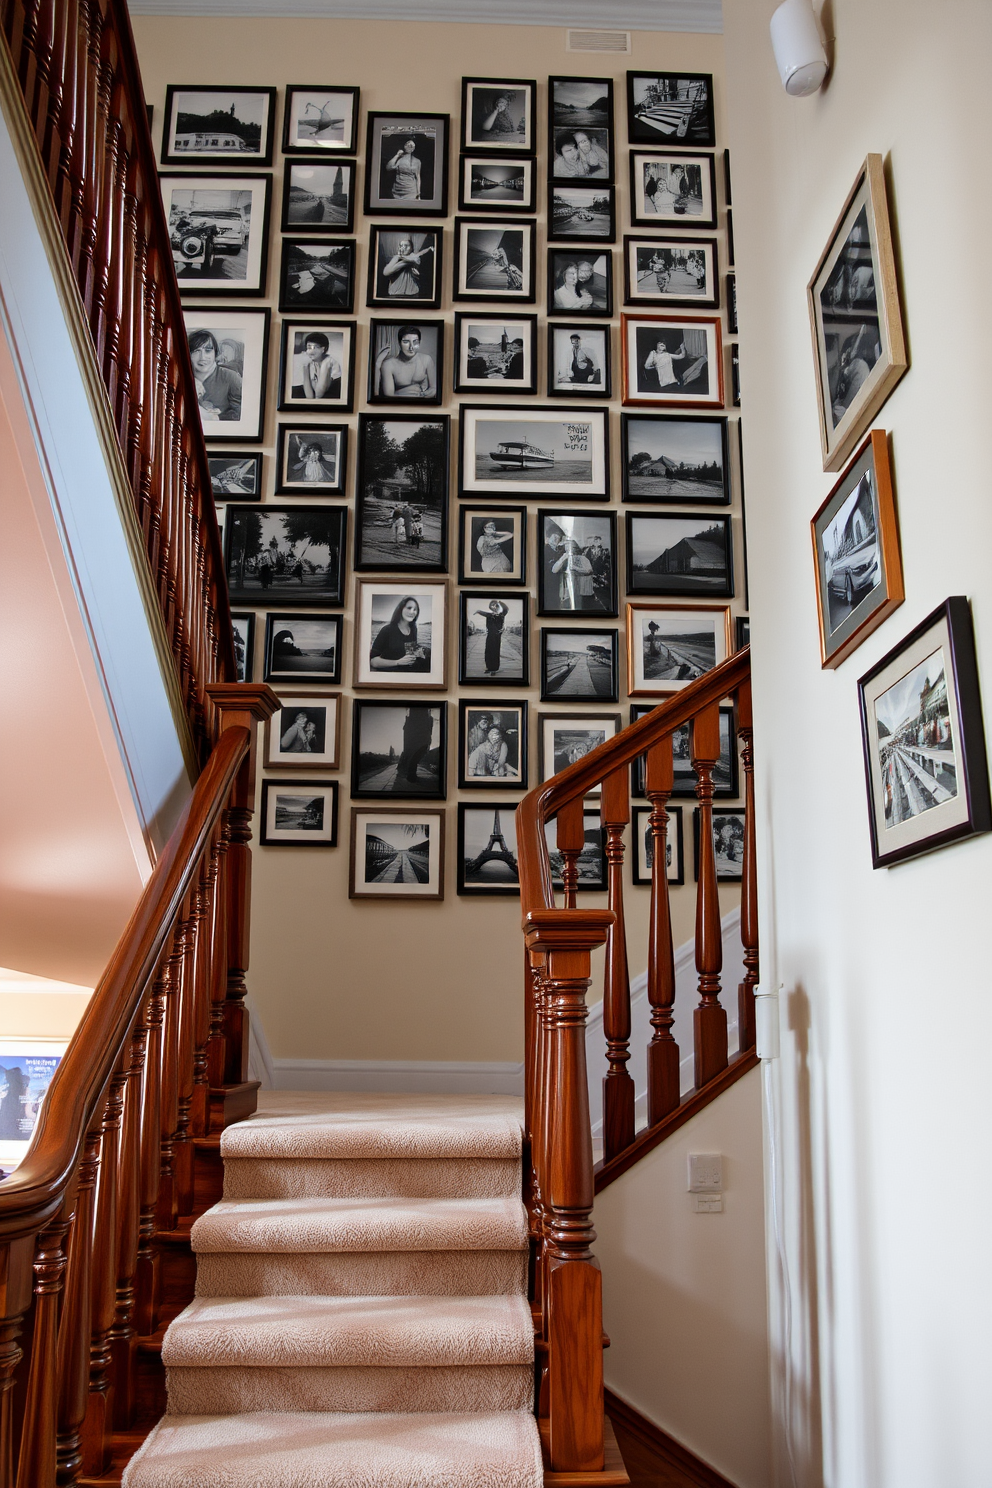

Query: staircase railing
0,685,278,1488
517,648,757,1474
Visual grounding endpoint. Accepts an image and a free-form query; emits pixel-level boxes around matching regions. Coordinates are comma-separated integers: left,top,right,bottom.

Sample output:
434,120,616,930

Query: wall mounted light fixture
770,0,829,96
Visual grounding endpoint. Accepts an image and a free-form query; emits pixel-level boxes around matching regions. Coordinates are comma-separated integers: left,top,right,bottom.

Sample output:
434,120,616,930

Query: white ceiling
126,0,723,34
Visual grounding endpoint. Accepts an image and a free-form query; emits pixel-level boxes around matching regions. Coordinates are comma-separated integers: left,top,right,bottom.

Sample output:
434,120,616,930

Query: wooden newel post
645,734,680,1123
737,680,758,1052
691,702,728,1088
0,1237,35,1488
600,769,634,1161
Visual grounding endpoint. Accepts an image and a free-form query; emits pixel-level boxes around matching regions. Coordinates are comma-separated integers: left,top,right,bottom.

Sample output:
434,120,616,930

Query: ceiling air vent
567,28,632,53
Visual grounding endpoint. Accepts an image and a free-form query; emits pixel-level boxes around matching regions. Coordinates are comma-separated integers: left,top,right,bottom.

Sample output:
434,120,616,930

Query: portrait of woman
386,138,422,200
549,253,611,315
469,723,509,777
366,115,448,216
474,598,510,676
476,520,514,573
189,329,242,423
458,592,527,685
553,261,592,311
369,595,430,672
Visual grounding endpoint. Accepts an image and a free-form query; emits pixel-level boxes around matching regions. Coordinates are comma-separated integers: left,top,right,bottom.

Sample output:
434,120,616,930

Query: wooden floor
606,1391,739,1488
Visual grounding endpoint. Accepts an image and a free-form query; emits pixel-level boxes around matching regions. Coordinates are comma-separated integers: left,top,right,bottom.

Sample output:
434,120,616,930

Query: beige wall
132,15,744,1064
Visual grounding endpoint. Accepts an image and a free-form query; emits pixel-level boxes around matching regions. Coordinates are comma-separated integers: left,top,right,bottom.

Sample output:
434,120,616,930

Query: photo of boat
489,441,554,469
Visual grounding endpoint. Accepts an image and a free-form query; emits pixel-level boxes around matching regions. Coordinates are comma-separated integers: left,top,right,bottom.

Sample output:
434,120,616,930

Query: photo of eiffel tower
460,806,520,892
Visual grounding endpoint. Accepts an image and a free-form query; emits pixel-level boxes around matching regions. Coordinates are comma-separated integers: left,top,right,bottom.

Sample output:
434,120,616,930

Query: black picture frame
453,313,538,395
544,809,607,891
538,713,621,786
731,344,740,407
208,451,262,501
277,321,355,414
260,780,338,847
540,627,619,703
727,272,737,333
366,226,443,309
626,511,734,599
453,218,536,303
223,504,347,607
275,424,348,496
364,112,450,217
547,183,616,243
549,79,614,183
282,85,360,156
263,612,343,685
623,234,719,310
547,324,611,399
694,807,746,883
548,248,613,317
457,803,522,896
354,413,450,573
629,703,739,800
621,413,731,505
281,160,356,233
458,505,527,586
458,592,530,687
366,319,444,406
278,236,355,314
161,172,271,298
184,308,270,444
350,699,447,801
461,77,536,154
161,85,277,167
631,803,684,886
537,509,618,618
458,703,529,791
626,71,715,148
459,406,610,502
459,155,536,213
736,616,750,651
230,612,254,681
629,150,717,230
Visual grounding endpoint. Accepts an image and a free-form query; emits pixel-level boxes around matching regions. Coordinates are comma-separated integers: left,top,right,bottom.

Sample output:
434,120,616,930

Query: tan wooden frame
625,601,732,697
352,579,449,690
349,807,446,899
264,691,342,769
620,312,724,408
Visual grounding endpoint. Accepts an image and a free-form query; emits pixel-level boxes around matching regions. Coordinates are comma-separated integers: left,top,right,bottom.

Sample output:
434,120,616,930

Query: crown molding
126,0,723,34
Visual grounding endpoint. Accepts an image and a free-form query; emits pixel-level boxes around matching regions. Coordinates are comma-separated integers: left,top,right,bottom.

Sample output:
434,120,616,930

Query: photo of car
170,211,221,275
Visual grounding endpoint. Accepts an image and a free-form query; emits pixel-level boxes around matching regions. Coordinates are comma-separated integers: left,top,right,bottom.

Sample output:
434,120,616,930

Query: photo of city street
874,648,957,827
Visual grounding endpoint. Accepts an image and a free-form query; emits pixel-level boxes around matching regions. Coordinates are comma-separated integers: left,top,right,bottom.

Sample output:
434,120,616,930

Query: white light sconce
770,0,829,96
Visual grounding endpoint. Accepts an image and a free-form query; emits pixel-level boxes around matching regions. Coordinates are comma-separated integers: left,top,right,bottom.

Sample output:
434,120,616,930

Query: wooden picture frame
352,580,448,690
265,692,341,770
621,413,730,505
457,804,522,895
461,77,536,154
631,804,684,886
281,161,355,232
263,613,342,685
275,424,347,496
365,113,450,217
349,807,445,899
350,700,447,801
458,702,528,791
282,85,360,156
223,505,346,607
621,313,724,408
160,173,271,297
625,601,732,697
161,85,276,166
623,234,719,310
458,505,527,585
459,155,536,213
629,150,716,230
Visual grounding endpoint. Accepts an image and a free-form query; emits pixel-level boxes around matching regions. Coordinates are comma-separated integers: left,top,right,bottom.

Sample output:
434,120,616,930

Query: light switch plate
693,1193,724,1213
688,1153,724,1191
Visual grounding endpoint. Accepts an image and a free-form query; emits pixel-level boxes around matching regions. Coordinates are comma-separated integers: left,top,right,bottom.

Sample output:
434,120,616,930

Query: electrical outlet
687,1153,724,1192
693,1194,724,1213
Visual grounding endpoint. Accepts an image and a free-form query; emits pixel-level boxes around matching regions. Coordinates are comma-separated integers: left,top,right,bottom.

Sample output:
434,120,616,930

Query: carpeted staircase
123,1092,543,1487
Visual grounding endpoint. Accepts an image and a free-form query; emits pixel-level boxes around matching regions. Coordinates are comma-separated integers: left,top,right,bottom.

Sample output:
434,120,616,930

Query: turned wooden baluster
136,972,166,1338
110,1021,145,1425
600,768,634,1161
692,702,728,1088
0,1236,35,1488
156,924,184,1232
56,1112,103,1483
207,821,232,1091
555,798,585,911
174,891,197,1217
190,858,215,1139
737,680,758,1052
16,1215,70,1488
645,733,680,1123
81,1065,126,1476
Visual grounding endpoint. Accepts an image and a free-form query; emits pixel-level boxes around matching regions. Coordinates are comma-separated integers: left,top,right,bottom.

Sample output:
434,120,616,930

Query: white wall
723,3,992,1485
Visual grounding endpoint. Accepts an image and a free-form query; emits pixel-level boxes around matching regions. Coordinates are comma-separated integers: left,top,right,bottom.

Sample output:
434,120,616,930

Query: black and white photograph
260,780,338,847
161,86,276,166
453,314,537,394
538,510,617,617
365,114,450,217
353,580,448,690
282,162,355,231
367,321,443,405
624,235,718,309
621,414,730,504
459,407,609,500
631,704,738,799
694,808,746,882
458,506,526,585
224,505,346,607
161,174,271,295
548,184,615,242
265,693,341,770
727,272,737,333
548,250,612,316
282,86,360,155
275,425,347,495
629,151,716,229
544,811,607,891
550,81,613,180
278,237,355,313
278,322,355,413
622,314,723,408
731,344,740,406
631,804,684,885
457,805,520,895
351,701,446,800
230,612,254,682
208,451,262,500
541,628,618,702
539,713,620,785
367,228,443,308
183,309,269,442
263,613,342,685
626,601,731,696
548,325,611,398
461,78,535,153
453,219,535,302
458,703,527,790
459,156,535,212
736,615,750,651
355,415,449,572
626,512,734,597
350,808,445,899
458,592,529,686
626,72,715,147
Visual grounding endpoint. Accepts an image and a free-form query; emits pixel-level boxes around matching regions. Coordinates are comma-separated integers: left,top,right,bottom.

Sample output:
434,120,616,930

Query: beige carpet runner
123,1092,542,1487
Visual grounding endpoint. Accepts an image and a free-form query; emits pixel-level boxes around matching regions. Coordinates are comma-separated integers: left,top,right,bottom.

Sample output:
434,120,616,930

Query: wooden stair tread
541,1418,629,1486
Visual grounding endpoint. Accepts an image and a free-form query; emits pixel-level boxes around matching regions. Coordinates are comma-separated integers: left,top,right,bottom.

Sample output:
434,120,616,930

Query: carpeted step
194,1247,527,1298
165,1363,533,1415
121,1409,543,1488
222,1155,520,1201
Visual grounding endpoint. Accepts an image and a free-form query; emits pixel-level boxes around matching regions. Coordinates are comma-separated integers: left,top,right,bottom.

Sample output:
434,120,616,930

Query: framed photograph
541,628,618,703
629,151,716,229
184,309,269,442
278,237,355,313
453,314,537,395
626,511,734,598
727,272,737,333
459,406,609,501
457,804,521,895
537,509,617,617
365,113,450,217
367,227,443,309
224,505,346,608
731,344,740,407
461,78,535,153
458,506,526,585
624,234,718,309
548,185,615,245
627,72,714,148
622,314,723,408
539,712,621,788
282,161,355,232
367,320,443,405
230,612,254,682
275,424,347,495
208,451,262,500
548,324,611,398
808,154,909,472
858,598,991,868
548,250,612,317
736,615,750,650
551,124,612,183
550,73,613,163
458,592,529,686
265,693,341,770
626,602,732,697
693,808,746,882
161,86,276,167
545,810,607,891
0,1041,66,1168
811,429,904,669
727,208,735,268
621,414,729,504
453,219,536,302
278,321,355,413
263,613,342,685
350,808,445,899
283,86,359,155
629,703,738,800
459,156,535,213
631,804,684,886
351,700,446,800
355,414,449,572
353,580,447,690
458,702,528,790
161,174,271,296
260,780,338,847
